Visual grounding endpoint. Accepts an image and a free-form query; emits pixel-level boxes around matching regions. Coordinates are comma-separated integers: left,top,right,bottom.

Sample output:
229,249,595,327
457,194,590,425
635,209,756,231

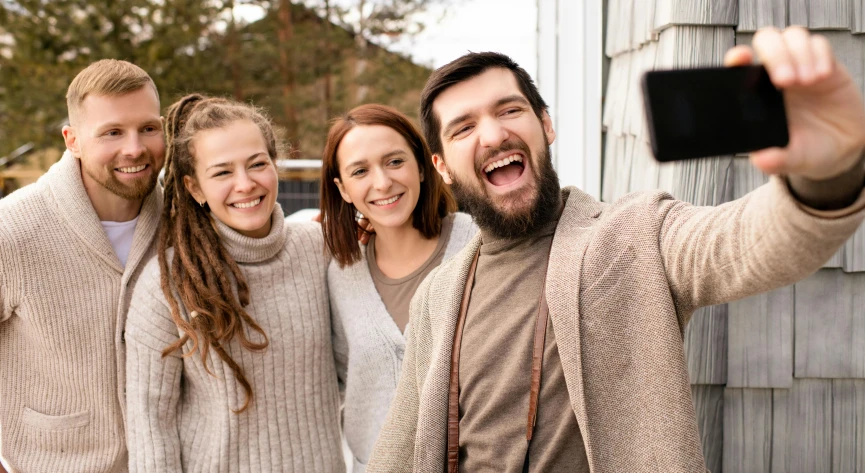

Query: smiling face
431,67,561,238
334,124,423,232
63,87,165,204
183,119,279,239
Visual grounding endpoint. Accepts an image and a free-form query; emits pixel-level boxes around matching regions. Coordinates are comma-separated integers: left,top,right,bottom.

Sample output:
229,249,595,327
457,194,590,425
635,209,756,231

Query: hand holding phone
642,27,865,183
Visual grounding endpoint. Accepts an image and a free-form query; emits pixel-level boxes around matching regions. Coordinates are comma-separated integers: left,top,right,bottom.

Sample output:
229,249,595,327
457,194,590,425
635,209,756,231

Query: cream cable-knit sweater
125,206,344,473
0,152,161,473
329,213,477,472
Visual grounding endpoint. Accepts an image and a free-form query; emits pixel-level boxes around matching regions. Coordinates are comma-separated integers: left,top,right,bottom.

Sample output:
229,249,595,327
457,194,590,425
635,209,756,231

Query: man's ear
334,178,352,203
432,154,453,184
62,125,81,158
183,175,205,205
541,111,556,145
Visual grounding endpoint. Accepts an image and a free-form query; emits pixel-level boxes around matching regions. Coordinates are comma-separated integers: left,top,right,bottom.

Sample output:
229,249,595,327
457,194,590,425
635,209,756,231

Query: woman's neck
373,222,439,279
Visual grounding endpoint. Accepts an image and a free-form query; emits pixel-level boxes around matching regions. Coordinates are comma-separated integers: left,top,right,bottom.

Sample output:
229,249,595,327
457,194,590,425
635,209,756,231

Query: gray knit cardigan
329,212,477,473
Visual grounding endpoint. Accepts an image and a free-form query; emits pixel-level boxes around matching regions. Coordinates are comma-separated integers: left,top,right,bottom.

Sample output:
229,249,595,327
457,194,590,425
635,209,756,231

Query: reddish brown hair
320,104,456,267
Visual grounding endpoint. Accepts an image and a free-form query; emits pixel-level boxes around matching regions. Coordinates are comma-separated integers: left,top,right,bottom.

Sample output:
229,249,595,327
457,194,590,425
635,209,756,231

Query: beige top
367,179,865,473
0,152,161,473
367,214,454,332
459,219,588,472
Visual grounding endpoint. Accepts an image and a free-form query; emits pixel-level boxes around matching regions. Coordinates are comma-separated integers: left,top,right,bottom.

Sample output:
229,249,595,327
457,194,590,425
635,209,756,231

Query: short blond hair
66,59,159,125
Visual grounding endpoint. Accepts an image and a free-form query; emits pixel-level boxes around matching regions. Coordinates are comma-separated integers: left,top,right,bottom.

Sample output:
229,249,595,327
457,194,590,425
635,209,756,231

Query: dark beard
450,144,561,240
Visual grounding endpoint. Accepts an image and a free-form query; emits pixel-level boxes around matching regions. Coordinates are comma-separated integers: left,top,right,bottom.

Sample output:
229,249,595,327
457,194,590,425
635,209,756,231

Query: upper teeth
484,155,523,174
233,198,261,209
117,165,146,173
373,195,401,206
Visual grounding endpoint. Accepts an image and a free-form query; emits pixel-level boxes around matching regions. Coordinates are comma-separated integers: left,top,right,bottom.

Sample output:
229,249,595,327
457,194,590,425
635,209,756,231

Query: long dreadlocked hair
158,94,278,413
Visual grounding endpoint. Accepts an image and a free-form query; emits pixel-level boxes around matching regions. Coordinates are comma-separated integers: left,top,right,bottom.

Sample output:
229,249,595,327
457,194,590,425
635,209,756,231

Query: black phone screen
642,65,789,162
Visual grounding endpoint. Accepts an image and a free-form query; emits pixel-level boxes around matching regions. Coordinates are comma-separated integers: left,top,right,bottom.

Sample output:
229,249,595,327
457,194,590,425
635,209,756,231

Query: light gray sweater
125,207,344,473
0,152,161,473
329,213,477,472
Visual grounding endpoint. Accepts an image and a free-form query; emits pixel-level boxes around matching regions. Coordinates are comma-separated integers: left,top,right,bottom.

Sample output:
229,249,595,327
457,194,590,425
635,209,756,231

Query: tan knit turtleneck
124,206,344,472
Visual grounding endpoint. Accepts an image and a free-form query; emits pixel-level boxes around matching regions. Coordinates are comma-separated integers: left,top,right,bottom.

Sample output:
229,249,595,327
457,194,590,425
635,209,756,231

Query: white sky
235,0,539,77
390,0,538,76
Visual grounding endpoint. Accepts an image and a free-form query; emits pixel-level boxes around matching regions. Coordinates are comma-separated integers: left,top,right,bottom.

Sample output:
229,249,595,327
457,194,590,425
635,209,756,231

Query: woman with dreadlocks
124,94,343,472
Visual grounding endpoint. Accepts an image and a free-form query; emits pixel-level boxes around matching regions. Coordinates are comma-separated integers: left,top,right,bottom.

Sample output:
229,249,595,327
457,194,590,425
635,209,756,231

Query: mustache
111,154,154,168
477,140,531,173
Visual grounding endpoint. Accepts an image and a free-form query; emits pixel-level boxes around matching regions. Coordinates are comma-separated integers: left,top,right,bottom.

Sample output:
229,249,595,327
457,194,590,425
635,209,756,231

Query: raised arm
662,26,865,317
658,175,864,317
125,266,184,473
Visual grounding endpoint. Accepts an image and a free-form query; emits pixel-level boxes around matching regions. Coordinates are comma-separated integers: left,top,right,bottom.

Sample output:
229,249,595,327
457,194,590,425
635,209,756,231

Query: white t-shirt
101,216,139,268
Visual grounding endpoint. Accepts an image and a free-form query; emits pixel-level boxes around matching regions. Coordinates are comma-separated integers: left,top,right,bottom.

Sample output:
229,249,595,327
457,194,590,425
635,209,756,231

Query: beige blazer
367,177,865,473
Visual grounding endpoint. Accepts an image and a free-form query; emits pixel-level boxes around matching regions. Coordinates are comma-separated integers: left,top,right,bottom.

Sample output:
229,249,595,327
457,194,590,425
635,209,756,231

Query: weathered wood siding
598,1,865,471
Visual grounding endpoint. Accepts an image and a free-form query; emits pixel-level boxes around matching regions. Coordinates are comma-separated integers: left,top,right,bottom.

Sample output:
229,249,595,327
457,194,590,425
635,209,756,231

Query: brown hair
420,52,548,156
66,59,159,126
159,93,278,413
320,103,456,267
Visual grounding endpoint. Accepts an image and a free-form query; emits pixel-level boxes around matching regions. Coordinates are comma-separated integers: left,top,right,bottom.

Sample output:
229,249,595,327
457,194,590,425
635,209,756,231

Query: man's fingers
782,26,817,85
810,34,835,80
750,147,792,175
356,217,374,245
729,27,834,87
358,217,374,233
752,27,797,87
724,45,754,67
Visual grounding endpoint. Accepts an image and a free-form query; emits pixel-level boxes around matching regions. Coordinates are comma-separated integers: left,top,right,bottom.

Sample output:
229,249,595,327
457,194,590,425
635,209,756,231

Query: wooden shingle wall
602,1,865,471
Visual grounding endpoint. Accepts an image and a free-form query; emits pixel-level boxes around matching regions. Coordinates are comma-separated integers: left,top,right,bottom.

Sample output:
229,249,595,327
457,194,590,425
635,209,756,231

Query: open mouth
371,194,403,207
483,155,525,187
231,197,262,209
115,164,148,174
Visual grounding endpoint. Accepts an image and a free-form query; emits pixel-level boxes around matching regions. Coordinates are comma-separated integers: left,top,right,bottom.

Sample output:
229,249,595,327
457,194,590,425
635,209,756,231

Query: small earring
199,201,205,208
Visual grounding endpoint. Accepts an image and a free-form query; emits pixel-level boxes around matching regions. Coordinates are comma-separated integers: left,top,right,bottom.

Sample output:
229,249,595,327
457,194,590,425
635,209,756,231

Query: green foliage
0,0,227,156
0,0,434,159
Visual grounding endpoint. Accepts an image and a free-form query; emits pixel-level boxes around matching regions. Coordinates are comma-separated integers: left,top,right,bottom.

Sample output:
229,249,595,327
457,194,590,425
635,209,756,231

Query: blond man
0,60,164,472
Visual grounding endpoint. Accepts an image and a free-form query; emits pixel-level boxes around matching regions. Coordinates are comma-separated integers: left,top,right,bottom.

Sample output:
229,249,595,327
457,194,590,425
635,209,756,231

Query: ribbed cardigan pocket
22,407,90,431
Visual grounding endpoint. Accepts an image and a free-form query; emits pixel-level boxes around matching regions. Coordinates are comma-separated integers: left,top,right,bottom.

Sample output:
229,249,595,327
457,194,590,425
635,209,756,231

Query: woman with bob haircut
125,94,343,472
320,103,477,471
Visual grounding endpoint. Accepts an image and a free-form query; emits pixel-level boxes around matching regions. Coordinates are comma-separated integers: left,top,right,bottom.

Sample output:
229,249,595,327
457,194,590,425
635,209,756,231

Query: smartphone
641,65,789,162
